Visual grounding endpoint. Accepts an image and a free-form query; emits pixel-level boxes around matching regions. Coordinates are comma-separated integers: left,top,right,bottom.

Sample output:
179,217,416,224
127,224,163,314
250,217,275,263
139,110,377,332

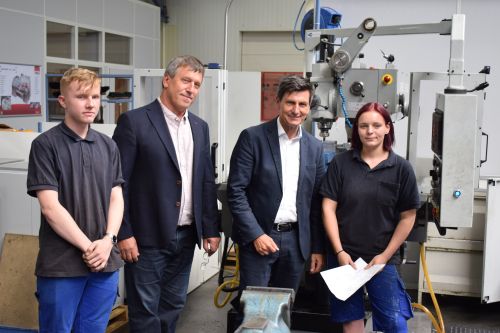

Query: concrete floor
176,275,500,333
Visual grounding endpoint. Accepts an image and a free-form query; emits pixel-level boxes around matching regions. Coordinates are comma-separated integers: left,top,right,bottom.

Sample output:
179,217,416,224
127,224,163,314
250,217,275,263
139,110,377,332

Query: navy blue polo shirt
320,149,420,264
27,122,124,277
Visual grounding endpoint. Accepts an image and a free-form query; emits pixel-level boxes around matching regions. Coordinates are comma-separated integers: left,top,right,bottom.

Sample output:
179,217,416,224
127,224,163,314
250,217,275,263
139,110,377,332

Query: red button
382,74,393,85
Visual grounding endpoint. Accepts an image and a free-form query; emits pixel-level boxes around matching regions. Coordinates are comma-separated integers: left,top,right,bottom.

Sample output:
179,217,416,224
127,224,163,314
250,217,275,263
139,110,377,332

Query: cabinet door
0,164,40,250
189,69,228,183
482,178,500,303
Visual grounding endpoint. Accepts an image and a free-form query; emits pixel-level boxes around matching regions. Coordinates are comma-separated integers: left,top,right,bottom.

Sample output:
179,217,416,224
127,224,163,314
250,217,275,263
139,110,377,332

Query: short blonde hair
60,68,100,95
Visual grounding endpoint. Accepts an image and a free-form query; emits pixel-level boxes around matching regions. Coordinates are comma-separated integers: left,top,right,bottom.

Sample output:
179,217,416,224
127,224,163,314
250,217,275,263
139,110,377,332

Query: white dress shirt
274,118,301,224
158,98,194,226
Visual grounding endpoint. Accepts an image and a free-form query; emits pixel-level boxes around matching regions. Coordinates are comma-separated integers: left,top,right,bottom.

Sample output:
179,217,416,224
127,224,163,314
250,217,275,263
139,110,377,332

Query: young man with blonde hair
27,68,124,333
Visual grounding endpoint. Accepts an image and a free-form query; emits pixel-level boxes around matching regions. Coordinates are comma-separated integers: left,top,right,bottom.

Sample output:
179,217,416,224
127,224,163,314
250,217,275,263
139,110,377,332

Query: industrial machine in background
127,4,498,332
303,0,498,307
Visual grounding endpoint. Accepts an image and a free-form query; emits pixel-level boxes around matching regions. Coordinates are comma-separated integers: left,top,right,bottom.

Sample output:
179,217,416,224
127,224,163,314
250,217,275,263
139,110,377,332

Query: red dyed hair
351,102,394,151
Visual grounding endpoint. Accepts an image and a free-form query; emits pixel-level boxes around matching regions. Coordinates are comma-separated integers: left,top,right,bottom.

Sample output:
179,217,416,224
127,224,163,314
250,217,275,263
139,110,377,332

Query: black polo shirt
27,122,124,277
320,149,420,264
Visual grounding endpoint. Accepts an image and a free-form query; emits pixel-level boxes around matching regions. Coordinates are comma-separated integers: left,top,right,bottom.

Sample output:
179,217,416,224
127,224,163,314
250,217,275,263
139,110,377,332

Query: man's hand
118,237,140,262
252,234,279,256
309,253,324,274
203,237,221,256
83,239,113,272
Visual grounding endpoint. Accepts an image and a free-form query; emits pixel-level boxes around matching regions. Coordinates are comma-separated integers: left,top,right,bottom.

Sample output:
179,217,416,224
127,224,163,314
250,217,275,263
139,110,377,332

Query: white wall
165,0,500,175
0,0,160,131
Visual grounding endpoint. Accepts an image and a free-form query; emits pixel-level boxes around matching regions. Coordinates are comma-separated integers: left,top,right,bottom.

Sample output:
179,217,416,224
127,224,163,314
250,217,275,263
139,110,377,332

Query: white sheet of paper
320,258,385,301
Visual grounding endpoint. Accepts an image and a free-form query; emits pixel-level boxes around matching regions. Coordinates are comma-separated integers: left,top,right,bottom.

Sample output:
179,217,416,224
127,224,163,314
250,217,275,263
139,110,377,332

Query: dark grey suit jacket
227,118,325,260
113,100,220,248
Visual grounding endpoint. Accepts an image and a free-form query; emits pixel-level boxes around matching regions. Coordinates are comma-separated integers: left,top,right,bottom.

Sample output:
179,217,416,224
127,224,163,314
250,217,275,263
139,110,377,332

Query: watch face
106,233,117,244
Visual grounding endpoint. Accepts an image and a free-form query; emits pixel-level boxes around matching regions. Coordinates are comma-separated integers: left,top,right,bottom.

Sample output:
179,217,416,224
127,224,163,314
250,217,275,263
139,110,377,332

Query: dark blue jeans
125,227,196,333
37,271,119,333
239,228,306,293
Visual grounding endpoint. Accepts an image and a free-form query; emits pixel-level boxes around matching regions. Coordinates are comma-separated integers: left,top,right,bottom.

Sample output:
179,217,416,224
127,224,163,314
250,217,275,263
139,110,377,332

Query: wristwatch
105,233,118,245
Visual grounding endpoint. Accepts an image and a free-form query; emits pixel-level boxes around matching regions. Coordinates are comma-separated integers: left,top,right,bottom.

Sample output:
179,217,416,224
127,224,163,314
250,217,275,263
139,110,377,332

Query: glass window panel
47,22,74,59
105,33,131,65
46,63,73,74
78,28,100,62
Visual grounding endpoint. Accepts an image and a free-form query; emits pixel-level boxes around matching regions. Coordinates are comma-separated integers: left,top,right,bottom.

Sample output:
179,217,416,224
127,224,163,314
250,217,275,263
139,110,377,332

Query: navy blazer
112,100,220,248
227,118,325,260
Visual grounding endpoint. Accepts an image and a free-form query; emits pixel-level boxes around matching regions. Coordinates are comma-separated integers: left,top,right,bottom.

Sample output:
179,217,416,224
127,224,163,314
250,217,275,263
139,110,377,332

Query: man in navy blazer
228,75,325,300
113,55,220,333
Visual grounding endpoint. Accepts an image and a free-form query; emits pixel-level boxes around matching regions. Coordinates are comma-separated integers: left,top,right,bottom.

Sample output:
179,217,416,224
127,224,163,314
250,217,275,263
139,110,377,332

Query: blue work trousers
328,261,413,333
36,271,119,333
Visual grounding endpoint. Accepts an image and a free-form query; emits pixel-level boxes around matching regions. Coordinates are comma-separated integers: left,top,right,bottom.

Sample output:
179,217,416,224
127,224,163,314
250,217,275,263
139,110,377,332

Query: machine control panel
335,68,399,118
430,93,477,228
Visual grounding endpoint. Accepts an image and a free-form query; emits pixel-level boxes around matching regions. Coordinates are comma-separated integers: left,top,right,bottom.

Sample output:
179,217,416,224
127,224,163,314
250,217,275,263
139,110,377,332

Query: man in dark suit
113,55,221,333
227,75,325,300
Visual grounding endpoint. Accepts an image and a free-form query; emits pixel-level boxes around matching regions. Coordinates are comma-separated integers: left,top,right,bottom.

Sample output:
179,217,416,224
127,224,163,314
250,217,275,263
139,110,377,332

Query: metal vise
235,286,295,333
